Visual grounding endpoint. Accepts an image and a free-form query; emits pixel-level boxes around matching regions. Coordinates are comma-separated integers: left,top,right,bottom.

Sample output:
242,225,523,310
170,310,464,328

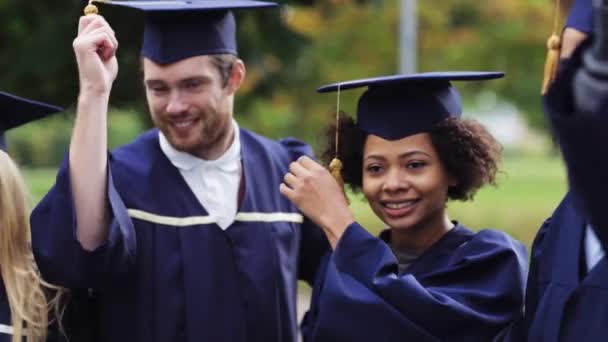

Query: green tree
1,0,564,166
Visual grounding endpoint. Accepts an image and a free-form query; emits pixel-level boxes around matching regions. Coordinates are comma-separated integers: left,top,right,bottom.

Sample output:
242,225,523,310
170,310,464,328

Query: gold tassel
541,34,562,95
329,156,349,205
329,158,344,188
329,85,349,204
541,0,563,95
84,0,99,15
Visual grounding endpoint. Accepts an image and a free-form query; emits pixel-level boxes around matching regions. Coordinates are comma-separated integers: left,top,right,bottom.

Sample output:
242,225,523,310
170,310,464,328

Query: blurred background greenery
2,0,574,248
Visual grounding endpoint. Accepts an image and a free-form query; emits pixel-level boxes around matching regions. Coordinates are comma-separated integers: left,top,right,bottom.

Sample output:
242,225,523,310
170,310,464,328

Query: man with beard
30,1,329,341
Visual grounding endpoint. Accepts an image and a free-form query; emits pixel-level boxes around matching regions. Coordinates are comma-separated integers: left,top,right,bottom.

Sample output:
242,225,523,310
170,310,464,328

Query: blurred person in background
0,92,64,342
503,0,608,340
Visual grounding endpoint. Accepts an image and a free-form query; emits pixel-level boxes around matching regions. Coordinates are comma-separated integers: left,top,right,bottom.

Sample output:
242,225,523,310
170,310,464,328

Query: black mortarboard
98,0,277,64
565,0,592,33
0,91,62,151
317,72,504,141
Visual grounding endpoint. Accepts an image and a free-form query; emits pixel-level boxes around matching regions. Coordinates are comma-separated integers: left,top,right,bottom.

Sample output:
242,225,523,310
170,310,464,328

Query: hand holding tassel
280,156,355,249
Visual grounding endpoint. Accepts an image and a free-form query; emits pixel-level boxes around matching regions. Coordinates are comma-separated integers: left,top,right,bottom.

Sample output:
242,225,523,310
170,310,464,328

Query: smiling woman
323,115,501,257
280,72,527,342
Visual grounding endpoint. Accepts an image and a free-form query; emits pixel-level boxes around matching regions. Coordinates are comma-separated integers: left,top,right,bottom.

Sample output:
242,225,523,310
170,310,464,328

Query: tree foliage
1,0,564,165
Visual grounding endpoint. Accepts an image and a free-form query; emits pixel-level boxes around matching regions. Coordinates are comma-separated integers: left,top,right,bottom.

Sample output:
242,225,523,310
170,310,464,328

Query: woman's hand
280,156,355,248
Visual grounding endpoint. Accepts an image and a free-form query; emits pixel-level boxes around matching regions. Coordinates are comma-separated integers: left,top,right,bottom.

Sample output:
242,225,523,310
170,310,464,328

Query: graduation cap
0,91,62,151
317,71,503,190
85,0,278,64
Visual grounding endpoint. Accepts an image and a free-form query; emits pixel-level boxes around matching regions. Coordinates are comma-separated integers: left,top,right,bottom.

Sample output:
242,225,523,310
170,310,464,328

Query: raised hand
73,14,119,95
280,156,355,248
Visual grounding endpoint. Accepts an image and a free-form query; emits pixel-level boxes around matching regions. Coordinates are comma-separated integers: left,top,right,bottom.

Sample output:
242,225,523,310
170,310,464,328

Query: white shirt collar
159,120,241,172
585,224,605,272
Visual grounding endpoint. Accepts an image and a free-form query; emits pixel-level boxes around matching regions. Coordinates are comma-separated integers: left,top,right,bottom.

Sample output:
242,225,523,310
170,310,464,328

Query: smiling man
30,1,328,341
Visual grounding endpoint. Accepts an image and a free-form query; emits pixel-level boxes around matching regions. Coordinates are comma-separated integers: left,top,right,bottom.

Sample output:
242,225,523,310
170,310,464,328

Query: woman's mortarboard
0,92,62,151
85,0,277,64
318,72,504,141
317,71,503,193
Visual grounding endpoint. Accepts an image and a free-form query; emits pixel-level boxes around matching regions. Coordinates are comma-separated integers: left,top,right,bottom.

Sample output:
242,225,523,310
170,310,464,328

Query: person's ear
226,59,246,95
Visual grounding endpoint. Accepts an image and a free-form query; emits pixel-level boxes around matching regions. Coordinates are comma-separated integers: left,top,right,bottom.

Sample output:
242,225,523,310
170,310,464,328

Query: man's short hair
210,54,237,88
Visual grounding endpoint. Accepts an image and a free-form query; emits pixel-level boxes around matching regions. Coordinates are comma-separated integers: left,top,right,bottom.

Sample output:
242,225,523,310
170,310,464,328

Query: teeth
173,120,193,128
385,201,416,209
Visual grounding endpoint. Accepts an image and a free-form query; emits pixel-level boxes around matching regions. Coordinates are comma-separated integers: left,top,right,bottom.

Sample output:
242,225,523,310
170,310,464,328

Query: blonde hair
0,150,62,342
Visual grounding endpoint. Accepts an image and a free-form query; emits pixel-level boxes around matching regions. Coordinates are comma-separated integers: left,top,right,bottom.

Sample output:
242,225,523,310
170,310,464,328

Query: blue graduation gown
521,194,608,341
301,222,527,342
0,281,66,342
0,281,15,342
512,37,608,341
31,128,329,342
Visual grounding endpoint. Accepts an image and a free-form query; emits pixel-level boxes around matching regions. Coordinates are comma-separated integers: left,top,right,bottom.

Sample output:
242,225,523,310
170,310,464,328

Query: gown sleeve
31,154,136,289
303,222,527,342
544,38,608,252
279,138,331,285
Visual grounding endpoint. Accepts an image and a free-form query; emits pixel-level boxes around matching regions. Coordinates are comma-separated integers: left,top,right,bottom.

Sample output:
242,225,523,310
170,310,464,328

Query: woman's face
362,132,455,232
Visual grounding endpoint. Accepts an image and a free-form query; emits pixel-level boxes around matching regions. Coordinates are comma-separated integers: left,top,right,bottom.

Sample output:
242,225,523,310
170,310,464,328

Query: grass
21,154,567,249
23,168,58,204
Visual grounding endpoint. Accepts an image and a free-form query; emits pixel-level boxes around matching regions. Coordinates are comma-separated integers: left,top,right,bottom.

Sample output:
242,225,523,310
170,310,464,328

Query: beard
154,107,233,158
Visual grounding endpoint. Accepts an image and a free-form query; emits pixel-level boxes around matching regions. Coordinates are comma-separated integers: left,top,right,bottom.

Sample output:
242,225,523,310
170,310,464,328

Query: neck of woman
389,212,454,256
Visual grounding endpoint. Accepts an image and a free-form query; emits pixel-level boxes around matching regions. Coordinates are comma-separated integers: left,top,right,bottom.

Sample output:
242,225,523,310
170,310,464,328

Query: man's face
143,55,235,158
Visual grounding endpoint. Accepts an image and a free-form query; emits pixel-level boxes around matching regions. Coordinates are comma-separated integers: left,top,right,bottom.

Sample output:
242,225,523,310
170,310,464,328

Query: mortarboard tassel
84,0,99,15
541,0,563,95
329,158,344,186
329,85,349,204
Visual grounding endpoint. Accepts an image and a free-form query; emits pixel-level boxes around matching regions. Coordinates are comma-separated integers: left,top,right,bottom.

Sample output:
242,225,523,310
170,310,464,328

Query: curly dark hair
321,113,502,201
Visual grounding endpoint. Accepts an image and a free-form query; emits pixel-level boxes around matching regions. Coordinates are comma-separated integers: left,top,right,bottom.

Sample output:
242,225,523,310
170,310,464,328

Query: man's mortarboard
94,0,277,64
318,72,504,141
0,91,62,151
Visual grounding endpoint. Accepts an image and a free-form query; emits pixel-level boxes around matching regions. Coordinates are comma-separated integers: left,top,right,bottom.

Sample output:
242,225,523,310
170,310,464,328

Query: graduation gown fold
301,222,527,342
31,128,329,342
519,193,608,341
